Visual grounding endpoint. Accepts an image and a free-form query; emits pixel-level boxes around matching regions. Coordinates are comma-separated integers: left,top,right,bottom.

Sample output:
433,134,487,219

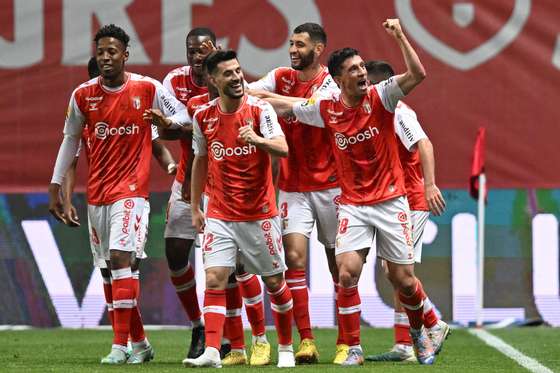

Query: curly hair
94,24,130,48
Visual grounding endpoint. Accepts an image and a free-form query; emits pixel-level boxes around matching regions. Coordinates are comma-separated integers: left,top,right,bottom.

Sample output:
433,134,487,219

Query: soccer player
248,23,344,364
363,60,449,362
60,56,177,361
48,24,189,364
266,19,439,366
159,27,216,358
183,50,294,368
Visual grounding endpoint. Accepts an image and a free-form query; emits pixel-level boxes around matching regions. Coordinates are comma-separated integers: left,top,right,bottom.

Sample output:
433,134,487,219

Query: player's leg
235,267,269,366
164,181,204,358
374,197,436,365
127,201,153,364
312,188,348,364
183,218,236,368
410,210,450,354
221,273,247,365
335,203,375,366
278,191,318,363
239,217,295,368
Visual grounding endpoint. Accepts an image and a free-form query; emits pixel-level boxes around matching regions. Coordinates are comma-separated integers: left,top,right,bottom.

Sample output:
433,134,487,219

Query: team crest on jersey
363,101,372,114
132,96,141,110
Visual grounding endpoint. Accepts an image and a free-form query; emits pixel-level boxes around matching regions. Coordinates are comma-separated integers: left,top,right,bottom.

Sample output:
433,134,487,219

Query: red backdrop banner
1,0,558,192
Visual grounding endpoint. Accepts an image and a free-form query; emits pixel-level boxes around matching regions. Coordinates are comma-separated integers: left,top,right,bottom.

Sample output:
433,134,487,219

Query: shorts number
280,202,288,218
203,233,214,252
338,218,349,234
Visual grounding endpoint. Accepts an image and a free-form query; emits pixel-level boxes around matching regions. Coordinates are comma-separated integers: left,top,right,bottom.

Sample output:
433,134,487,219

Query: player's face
96,37,128,80
289,32,317,70
338,55,369,98
212,59,244,99
187,35,213,77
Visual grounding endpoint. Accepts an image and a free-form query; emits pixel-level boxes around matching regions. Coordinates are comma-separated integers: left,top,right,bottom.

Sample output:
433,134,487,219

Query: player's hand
238,125,262,145
383,18,404,39
425,183,446,216
62,202,80,227
48,184,66,223
200,40,218,56
144,108,172,128
192,208,205,233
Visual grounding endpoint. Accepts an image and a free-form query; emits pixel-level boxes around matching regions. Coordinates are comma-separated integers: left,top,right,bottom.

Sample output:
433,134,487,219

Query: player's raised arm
383,18,426,95
49,92,85,223
238,102,288,157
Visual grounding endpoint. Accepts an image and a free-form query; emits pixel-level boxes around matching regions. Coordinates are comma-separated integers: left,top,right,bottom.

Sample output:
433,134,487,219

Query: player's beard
292,50,315,71
224,81,244,99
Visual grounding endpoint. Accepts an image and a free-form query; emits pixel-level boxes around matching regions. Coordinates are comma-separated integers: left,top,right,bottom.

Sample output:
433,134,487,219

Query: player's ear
333,75,342,88
314,42,325,56
123,49,129,62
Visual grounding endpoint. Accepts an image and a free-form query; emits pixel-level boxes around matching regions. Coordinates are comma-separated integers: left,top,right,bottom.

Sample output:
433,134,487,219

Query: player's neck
341,91,364,108
192,72,205,87
298,63,322,82
101,71,127,88
219,95,244,113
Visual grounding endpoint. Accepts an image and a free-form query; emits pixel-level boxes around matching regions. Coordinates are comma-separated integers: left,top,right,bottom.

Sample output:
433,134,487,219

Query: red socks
111,268,134,346
130,270,145,343
286,269,313,340
398,280,426,330
334,281,345,345
236,273,265,337
267,281,293,346
337,286,361,348
203,289,227,349
170,264,202,324
224,283,245,350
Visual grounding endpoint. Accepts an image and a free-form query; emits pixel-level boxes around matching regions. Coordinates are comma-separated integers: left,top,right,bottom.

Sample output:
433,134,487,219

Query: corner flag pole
476,172,486,328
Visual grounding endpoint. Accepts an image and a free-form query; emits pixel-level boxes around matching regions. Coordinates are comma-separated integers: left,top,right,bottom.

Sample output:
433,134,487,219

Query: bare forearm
265,97,297,117
417,138,436,186
255,136,288,157
63,157,79,204
395,34,426,95
152,139,176,172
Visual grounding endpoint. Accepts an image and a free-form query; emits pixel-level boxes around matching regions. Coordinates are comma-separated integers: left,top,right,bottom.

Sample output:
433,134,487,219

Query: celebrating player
266,19,438,366
363,60,449,363
183,50,295,368
48,24,189,364
248,23,345,364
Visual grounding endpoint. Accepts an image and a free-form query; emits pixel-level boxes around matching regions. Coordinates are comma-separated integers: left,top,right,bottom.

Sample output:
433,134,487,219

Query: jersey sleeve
394,105,428,151
64,91,86,136
292,97,325,128
247,68,277,92
191,115,207,156
313,74,340,99
374,76,405,113
258,102,285,139
162,73,175,96
152,80,191,127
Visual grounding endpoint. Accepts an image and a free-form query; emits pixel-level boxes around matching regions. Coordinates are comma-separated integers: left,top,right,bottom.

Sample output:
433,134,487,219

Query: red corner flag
469,127,486,199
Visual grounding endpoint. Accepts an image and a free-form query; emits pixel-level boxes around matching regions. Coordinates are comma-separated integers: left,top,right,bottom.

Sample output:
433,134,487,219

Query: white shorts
164,180,197,240
278,188,341,248
202,216,287,277
411,210,430,263
88,198,149,268
335,196,415,264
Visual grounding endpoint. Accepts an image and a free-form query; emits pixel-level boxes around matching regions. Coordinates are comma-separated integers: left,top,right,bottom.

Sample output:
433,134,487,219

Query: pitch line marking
469,329,554,373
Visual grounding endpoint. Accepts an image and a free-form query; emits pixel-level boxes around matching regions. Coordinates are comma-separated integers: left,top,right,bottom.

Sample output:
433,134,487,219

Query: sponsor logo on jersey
334,126,379,150
159,94,176,115
398,117,415,143
94,122,140,140
210,141,257,161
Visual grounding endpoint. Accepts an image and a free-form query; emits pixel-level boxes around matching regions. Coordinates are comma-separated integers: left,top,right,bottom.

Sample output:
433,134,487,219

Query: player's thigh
202,218,237,272
108,197,147,254
237,217,287,277
309,187,341,249
278,190,314,238
411,210,430,263
87,204,110,267
372,196,415,265
164,180,197,241
335,204,375,258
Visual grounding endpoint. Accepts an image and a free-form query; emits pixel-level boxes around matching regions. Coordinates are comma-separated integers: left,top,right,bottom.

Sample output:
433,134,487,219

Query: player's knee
285,247,305,269
389,269,416,295
165,238,191,270
205,268,229,290
338,268,358,288
109,250,132,269
262,273,284,292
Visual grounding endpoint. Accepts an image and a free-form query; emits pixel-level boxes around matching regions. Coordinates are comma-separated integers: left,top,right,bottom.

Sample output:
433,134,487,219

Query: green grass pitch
2,327,558,372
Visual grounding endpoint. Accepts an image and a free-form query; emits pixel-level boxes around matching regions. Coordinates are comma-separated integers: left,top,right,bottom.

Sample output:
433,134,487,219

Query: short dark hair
365,60,395,80
94,24,130,48
186,27,216,44
327,47,359,77
204,50,238,75
87,57,100,79
293,23,327,44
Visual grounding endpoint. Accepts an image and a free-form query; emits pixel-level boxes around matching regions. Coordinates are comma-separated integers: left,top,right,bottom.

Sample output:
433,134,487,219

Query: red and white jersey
192,95,284,221
249,66,339,192
163,65,209,185
394,101,429,211
174,93,210,185
293,77,407,206
64,73,186,205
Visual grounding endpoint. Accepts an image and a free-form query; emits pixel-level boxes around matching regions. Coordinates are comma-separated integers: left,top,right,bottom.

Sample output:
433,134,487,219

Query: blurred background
0,0,559,329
